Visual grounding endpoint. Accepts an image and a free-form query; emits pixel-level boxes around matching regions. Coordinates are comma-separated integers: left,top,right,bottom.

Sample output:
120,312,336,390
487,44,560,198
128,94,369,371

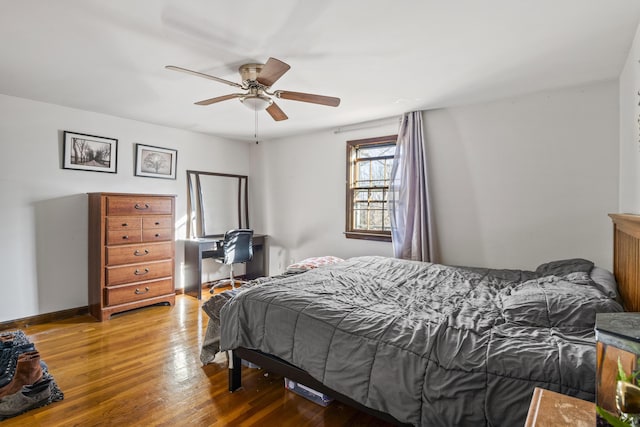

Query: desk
183,234,267,300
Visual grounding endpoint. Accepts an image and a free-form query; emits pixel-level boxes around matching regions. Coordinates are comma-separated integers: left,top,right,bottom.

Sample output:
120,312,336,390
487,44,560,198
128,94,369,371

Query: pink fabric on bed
285,256,344,272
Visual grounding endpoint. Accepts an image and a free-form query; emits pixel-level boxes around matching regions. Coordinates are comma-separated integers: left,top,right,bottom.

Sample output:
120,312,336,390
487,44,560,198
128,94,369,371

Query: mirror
187,170,249,238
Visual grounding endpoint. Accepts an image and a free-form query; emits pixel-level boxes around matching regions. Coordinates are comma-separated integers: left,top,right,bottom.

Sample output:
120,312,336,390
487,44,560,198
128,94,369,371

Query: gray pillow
535,258,594,277
589,266,621,301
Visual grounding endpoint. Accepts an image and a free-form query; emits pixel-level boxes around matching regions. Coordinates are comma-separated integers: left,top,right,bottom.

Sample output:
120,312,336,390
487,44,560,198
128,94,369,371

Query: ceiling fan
165,57,340,121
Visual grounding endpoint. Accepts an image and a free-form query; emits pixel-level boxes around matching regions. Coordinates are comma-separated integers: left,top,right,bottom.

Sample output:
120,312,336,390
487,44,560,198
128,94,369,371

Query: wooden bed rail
609,213,640,312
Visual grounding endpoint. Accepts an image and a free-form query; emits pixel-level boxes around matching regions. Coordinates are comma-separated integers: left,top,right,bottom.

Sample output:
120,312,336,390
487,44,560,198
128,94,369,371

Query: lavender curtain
389,111,435,262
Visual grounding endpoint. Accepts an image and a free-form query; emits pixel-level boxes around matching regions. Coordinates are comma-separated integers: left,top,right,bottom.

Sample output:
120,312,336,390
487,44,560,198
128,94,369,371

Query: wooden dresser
88,193,176,321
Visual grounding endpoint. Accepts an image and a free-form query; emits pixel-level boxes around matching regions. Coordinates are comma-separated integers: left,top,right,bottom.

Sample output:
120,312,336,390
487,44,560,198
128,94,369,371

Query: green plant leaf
618,357,631,382
596,406,632,427
632,366,640,385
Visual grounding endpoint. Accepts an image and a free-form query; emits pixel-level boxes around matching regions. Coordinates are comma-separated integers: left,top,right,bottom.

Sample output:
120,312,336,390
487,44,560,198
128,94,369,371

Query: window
345,135,397,241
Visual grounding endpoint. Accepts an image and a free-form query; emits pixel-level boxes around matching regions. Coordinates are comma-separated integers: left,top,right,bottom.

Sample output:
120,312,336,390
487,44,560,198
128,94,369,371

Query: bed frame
227,214,640,425
229,347,410,426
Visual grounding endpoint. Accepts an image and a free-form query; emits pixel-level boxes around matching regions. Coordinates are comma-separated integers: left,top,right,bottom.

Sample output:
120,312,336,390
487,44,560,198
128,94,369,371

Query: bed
202,214,639,426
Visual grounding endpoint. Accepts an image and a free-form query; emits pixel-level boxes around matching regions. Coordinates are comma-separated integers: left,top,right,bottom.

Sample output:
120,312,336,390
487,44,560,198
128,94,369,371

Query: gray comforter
218,256,623,426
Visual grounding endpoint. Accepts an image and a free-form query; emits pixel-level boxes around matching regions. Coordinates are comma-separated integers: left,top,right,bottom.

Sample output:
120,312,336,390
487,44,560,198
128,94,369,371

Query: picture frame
135,143,177,179
62,131,118,173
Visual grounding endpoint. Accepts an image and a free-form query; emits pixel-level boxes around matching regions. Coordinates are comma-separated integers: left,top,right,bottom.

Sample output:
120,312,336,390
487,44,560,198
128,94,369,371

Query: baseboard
0,306,89,330
0,287,192,330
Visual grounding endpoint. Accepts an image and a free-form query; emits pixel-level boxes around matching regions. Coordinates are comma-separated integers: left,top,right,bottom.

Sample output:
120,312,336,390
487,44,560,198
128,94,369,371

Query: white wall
256,81,619,274
425,81,619,270
252,124,396,274
0,94,252,322
0,77,623,321
619,21,640,213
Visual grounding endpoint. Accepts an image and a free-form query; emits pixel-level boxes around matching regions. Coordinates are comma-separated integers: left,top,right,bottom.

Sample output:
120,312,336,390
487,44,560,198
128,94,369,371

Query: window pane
368,202,385,213
369,210,383,230
357,144,395,158
371,159,385,182
356,160,370,184
384,160,393,180
383,210,391,230
354,209,368,229
354,190,368,201
369,189,384,201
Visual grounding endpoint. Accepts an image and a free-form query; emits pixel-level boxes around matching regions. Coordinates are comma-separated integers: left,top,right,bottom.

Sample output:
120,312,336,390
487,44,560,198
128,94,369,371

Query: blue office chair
210,229,254,292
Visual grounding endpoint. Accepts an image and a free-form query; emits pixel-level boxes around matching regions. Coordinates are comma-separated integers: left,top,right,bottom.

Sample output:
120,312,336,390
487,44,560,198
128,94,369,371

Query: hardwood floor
0,292,395,426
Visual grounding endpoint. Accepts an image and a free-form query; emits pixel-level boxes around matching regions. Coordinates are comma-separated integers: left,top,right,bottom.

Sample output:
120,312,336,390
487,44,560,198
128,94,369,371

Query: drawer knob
134,268,150,276
134,286,150,295
122,235,129,240
154,222,160,225
121,223,128,227
155,233,160,238
135,203,150,210
134,249,149,256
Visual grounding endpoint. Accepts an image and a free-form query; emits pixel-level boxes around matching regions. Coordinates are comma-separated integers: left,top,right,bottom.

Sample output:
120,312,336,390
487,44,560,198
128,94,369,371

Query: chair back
222,229,254,265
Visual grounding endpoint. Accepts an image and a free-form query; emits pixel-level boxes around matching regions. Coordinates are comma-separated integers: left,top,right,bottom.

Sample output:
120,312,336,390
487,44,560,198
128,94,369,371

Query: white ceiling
1,0,639,141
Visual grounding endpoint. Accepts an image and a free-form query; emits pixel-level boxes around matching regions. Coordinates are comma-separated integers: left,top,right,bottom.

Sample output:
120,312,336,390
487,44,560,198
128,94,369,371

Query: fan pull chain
254,109,259,144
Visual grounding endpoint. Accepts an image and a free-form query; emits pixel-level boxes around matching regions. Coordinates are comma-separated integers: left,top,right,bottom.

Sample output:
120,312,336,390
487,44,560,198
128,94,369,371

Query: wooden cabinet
88,193,176,321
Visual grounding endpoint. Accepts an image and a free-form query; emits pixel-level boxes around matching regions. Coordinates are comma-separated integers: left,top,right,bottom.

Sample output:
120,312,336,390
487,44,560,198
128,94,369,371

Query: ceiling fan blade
195,93,243,105
277,90,340,107
256,57,291,87
165,65,243,88
266,102,288,121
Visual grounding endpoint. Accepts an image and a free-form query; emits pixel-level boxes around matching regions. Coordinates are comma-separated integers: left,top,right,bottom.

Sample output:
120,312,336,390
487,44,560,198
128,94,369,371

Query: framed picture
63,131,118,173
135,144,177,179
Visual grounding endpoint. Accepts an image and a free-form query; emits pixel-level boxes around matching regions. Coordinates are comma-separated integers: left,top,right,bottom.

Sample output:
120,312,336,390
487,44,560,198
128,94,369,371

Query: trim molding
1,288,188,330
0,306,89,330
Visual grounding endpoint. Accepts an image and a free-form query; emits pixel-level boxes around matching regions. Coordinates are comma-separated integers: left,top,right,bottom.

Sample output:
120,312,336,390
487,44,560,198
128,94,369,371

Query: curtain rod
333,115,402,134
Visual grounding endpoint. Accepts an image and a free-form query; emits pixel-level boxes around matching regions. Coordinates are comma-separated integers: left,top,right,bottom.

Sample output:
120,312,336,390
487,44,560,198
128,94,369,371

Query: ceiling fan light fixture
167,57,341,123
240,95,273,111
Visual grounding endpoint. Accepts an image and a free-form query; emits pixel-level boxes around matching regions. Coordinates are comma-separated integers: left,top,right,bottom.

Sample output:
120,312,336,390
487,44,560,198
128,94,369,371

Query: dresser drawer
105,278,174,306
142,228,172,242
106,242,173,266
107,196,173,216
107,229,142,245
106,216,142,231
106,260,173,286
143,216,172,229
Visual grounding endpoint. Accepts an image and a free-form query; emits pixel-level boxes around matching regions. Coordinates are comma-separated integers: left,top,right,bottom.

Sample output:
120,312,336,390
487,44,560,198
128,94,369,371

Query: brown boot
0,352,42,398
0,334,14,343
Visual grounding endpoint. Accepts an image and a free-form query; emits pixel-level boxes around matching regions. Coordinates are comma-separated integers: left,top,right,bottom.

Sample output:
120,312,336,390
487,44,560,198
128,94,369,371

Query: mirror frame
186,170,249,238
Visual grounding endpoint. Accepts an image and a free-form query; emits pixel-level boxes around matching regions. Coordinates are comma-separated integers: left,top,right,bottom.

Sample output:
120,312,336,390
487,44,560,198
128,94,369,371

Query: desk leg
184,241,203,300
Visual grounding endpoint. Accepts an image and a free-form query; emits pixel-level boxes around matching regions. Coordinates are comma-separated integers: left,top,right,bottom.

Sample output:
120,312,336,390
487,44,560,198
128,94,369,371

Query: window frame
345,135,397,242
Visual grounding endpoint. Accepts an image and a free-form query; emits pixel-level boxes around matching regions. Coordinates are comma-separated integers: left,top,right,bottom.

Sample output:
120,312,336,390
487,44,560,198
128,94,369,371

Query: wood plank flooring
0,292,394,426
